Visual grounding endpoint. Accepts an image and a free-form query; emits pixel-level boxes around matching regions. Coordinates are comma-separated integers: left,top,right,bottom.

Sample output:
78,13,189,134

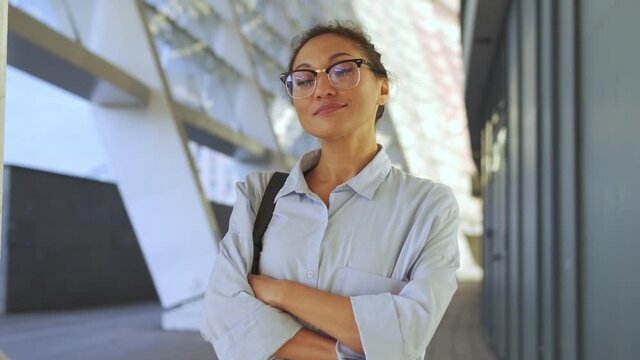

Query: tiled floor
0,302,214,360
426,281,497,360
0,281,495,359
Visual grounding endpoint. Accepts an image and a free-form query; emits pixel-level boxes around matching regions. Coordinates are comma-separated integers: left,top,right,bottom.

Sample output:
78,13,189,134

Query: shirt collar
275,145,393,201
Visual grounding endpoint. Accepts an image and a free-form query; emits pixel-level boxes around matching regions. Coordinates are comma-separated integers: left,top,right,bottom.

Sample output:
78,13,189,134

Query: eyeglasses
279,58,381,99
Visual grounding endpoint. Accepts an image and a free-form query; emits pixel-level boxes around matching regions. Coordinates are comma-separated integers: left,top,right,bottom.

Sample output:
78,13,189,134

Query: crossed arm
203,179,460,359
248,274,364,359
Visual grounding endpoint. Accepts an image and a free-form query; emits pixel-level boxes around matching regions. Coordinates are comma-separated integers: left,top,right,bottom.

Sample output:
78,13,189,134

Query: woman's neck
310,137,380,186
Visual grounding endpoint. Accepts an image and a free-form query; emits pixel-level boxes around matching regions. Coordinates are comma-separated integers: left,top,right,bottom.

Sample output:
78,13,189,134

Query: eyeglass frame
279,58,384,99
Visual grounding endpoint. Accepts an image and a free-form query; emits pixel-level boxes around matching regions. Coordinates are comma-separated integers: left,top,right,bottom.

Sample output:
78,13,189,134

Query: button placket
306,217,328,287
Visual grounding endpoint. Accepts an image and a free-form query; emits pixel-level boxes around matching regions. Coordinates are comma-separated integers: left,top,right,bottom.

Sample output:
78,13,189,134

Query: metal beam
7,5,149,106
174,102,271,162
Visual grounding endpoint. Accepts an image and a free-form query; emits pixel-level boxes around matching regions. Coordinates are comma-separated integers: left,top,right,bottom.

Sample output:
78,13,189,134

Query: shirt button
306,270,315,279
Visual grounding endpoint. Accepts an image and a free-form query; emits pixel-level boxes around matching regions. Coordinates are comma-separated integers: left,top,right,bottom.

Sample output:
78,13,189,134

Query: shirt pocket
334,267,408,297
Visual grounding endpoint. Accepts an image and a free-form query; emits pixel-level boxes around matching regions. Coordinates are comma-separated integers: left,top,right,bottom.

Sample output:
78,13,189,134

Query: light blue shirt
200,147,460,360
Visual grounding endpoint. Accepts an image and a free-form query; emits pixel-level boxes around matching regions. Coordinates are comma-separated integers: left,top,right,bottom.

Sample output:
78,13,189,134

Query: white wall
4,67,114,182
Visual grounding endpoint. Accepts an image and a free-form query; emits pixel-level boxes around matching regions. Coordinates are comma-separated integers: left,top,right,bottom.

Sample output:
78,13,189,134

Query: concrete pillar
83,0,219,310
0,0,7,258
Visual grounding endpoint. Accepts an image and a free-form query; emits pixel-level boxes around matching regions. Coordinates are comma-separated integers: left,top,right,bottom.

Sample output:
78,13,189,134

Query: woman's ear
378,79,390,105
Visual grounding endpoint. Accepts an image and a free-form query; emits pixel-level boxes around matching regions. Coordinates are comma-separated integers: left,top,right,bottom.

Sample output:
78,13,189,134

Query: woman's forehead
293,34,363,68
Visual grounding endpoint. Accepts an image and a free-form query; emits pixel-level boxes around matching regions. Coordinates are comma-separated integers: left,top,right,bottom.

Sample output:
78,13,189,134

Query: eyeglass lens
285,61,360,98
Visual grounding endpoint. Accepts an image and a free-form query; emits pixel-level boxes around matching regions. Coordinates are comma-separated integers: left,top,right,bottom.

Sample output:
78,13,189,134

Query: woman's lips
314,104,347,116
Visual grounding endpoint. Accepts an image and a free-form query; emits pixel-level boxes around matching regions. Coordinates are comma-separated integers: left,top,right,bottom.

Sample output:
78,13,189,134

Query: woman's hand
250,274,363,354
248,274,287,308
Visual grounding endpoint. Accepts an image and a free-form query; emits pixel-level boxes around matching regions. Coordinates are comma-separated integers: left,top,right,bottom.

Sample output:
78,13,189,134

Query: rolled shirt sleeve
336,340,367,360
344,189,460,360
200,178,303,360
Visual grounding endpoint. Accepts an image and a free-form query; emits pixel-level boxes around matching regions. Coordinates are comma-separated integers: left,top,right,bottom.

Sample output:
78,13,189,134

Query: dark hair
287,20,389,123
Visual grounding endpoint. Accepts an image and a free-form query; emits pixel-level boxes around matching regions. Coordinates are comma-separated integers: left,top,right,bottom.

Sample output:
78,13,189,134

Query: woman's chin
302,119,376,143
301,121,346,138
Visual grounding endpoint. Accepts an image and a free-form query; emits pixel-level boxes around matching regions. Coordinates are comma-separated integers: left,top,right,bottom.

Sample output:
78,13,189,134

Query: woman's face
290,34,389,141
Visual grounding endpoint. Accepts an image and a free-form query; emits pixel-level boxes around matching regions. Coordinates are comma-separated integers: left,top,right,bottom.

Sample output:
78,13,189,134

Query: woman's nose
314,72,336,97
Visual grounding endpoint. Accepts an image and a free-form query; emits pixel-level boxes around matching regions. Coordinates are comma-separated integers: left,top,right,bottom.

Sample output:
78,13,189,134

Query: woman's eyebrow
294,52,354,70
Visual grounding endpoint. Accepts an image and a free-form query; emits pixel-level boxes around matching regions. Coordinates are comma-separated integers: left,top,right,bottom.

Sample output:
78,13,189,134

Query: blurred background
0,0,637,359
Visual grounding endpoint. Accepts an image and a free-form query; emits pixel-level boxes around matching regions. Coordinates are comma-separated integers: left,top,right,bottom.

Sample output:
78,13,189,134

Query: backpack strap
251,172,289,275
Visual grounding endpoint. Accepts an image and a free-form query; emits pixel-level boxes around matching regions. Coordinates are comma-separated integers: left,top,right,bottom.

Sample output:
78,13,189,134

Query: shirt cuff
336,340,366,360
350,294,404,360
213,304,303,360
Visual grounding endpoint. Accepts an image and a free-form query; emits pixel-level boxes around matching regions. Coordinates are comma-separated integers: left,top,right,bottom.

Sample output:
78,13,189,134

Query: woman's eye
295,79,314,87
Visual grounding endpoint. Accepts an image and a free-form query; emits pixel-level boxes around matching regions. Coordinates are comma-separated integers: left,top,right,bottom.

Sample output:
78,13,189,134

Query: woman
200,21,460,360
